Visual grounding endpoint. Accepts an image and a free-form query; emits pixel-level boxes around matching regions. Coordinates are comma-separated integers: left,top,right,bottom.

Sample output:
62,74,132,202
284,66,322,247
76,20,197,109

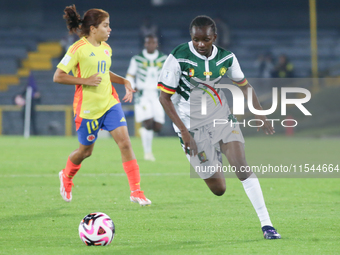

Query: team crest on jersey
220,66,227,76
198,151,208,164
189,68,195,77
156,62,163,68
87,134,95,142
104,49,110,56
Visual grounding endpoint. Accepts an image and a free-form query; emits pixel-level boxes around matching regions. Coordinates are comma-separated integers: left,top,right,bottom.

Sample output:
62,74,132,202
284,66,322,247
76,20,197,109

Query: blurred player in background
126,34,167,161
53,5,151,206
158,15,281,239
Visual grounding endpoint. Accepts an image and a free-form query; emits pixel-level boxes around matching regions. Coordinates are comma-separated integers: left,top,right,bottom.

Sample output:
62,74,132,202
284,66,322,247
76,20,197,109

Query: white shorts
134,90,165,124
178,121,245,179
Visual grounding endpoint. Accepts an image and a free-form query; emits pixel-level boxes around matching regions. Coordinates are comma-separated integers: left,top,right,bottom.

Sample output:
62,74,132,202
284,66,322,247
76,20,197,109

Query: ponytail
63,4,81,35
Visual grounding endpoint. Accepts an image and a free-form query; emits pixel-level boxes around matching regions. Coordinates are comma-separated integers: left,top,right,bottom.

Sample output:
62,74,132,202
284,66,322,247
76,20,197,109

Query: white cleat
130,190,151,206
59,170,73,202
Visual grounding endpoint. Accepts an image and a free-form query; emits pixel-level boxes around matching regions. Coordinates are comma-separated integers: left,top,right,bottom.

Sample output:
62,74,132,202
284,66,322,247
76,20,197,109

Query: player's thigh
101,103,127,132
220,141,251,180
109,126,132,148
178,129,222,180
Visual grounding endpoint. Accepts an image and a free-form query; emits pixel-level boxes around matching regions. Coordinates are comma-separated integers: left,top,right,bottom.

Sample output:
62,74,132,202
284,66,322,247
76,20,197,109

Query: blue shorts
75,103,127,145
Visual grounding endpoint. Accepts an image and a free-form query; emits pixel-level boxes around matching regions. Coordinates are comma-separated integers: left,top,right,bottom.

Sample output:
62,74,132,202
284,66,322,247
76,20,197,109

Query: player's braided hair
189,15,217,34
63,5,109,37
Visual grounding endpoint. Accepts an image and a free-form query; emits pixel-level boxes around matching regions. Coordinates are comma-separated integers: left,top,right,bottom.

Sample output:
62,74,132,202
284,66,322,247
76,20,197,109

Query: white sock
141,128,153,154
241,173,273,227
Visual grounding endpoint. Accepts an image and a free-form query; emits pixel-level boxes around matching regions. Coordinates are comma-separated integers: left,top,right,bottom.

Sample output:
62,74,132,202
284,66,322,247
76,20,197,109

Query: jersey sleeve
226,55,249,87
57,45,79,74
126,57,137,89
157,54,181,94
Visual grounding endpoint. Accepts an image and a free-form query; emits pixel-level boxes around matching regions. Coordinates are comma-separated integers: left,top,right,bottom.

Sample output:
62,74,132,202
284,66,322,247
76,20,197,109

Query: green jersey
157,41,248,131
126,49,167,91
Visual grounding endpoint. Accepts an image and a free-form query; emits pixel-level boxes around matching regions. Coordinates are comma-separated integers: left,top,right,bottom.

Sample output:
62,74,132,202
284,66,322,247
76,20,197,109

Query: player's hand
255,115,275,135
85,72,102,86
181,129,198,157
122,79,136,103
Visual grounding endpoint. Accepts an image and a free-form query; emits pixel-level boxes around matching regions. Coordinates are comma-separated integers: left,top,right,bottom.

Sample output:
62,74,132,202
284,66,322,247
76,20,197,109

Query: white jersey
157,41,248,132
126,49,167,91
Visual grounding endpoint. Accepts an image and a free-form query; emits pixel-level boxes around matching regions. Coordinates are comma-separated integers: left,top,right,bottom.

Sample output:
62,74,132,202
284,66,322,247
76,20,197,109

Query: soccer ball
78,212,115,246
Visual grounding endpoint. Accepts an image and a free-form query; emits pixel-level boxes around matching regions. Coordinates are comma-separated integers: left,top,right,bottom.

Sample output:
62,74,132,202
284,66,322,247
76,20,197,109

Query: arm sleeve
126,57,137,89
56,46,79,74
226,55,248,86
157,54,181,94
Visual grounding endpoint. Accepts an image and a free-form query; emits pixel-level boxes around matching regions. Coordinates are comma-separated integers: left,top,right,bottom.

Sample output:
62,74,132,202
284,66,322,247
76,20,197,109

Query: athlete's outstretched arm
53,68,101,86
159,91,197,156
239,83,275,135
109,71,135,103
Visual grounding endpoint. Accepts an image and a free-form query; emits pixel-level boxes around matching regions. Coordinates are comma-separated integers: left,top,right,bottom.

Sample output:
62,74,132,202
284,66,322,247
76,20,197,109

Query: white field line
0,172,187,178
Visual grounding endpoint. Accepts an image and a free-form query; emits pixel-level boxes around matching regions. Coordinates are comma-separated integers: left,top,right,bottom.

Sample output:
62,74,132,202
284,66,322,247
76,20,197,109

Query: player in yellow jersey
53,5,151,206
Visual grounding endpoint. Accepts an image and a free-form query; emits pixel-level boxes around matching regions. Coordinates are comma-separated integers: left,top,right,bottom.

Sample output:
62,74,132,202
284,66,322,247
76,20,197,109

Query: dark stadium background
0,0,339,137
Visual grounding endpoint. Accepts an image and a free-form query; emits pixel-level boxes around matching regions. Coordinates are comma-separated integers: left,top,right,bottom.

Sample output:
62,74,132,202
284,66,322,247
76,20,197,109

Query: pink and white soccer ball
78,212,115,246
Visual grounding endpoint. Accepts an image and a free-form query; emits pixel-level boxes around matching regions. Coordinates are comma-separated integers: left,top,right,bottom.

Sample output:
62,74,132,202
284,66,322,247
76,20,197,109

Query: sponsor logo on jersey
198,151,208,164
189,68,195,77
232,130,239,134
143,61,148,67
104,49,110,56
120,117,126,122
219,66,227,76
87,134,95,142
203,71,213,76
89,52,95,57
156,62,163,68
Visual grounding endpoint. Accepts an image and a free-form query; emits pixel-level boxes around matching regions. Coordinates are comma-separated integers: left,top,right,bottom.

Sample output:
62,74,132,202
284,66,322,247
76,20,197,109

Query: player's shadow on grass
142,239,261,252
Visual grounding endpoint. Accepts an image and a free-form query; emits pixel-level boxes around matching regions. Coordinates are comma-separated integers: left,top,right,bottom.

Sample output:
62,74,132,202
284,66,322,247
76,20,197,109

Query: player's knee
118,138,132,151
143,119,153,130
211,183,226,196
144,123,153,130
82,150,93,159
212,187,226,196
153,124,162,133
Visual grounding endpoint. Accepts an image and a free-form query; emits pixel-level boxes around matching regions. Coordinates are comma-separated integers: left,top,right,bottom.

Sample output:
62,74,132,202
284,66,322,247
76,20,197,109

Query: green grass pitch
0,135,339,254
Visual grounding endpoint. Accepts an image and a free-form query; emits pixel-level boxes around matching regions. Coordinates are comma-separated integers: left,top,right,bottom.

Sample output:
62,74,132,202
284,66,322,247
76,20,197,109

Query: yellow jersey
57,37,120,119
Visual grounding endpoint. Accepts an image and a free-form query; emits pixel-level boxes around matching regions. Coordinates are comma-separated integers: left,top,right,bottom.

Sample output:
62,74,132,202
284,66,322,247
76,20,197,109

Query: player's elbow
53,69,66,84
53,72,61,83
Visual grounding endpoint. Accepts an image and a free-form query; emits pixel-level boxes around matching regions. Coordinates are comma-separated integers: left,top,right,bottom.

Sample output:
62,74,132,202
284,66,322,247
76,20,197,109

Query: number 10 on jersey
98,60,106,74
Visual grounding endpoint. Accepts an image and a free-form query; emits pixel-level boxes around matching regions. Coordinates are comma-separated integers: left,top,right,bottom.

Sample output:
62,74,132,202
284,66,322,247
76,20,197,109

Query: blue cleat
262,225,281,240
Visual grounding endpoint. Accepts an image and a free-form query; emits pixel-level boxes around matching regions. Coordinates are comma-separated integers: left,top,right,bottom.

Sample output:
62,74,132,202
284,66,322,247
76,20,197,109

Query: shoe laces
131,190,146,199
266,229,278,234
64,177,74,192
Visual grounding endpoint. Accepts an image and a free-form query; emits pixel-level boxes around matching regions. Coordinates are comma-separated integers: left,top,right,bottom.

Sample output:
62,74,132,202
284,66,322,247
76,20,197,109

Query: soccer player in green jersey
126,34,167,161
158,15,281,239
53,5,151,206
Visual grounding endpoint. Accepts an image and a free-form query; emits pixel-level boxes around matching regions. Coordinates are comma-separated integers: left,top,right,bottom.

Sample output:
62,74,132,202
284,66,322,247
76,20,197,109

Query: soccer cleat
262,225,281,240
130,190,151,206
59,170,74,202
144,152,155,161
